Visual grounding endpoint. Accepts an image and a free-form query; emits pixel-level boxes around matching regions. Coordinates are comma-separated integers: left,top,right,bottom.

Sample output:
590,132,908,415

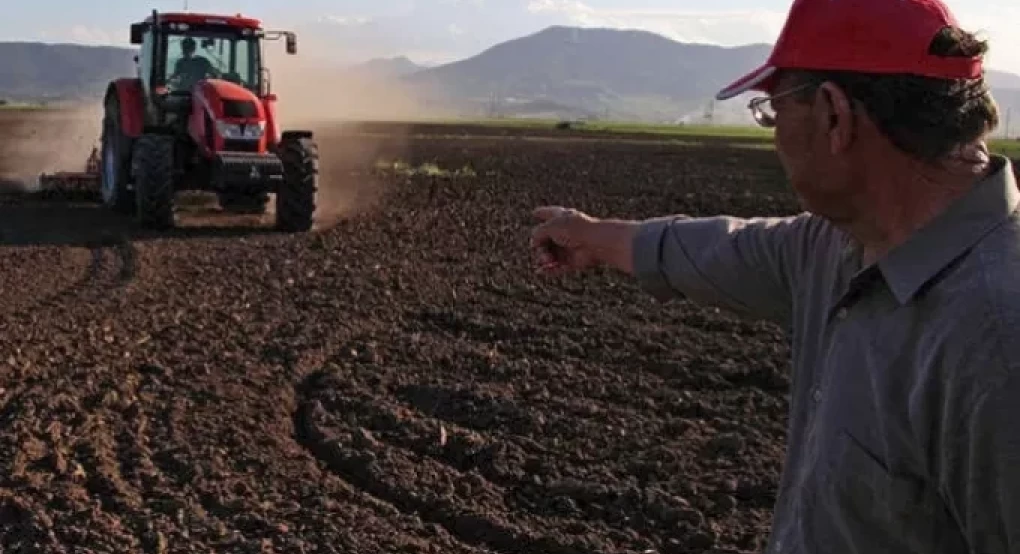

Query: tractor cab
163,32,259,95
130,11,296,124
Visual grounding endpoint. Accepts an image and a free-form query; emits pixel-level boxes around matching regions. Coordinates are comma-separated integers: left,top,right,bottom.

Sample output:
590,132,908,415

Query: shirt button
836,307,849,320
813,388,822,402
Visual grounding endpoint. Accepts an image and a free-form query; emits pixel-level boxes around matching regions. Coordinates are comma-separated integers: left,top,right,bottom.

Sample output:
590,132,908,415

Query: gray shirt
631,155,1020,553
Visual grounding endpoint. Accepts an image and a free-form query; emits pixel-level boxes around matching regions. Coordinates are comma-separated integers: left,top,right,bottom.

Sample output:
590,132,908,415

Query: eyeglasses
748,82,817,128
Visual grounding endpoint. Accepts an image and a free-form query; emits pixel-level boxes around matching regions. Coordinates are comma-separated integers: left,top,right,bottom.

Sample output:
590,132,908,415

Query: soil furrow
0,114,811,553
294,369,609,554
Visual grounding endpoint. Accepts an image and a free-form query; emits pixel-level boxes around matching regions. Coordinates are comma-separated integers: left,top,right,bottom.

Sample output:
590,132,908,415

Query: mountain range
0,42,136,101
2,26,1019,130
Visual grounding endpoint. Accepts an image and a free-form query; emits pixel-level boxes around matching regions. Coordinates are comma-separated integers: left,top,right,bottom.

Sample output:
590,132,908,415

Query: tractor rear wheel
275,136,318,232
131,134,176,229
101,94,134,214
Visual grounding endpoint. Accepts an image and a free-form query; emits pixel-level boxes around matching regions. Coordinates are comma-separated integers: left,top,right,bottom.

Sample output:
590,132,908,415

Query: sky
2,0,1019,75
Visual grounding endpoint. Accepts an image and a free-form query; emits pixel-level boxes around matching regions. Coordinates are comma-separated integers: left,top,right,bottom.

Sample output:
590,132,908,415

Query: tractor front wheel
131,134,176,229
101,94,134,214
275,136,318,232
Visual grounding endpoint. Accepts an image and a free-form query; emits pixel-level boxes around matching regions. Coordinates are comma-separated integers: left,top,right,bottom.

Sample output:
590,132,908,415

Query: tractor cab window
164,33,259,93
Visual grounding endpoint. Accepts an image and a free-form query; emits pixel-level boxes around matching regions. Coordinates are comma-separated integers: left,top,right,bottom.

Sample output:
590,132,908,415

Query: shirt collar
877,155,1019,305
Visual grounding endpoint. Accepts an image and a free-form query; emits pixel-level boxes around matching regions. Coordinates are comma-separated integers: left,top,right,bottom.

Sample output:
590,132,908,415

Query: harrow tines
35,172,103,202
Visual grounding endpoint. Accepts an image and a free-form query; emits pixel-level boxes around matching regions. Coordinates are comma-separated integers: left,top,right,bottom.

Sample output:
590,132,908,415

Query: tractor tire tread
276,137,318,232
132,134,175,229
103,95,135,214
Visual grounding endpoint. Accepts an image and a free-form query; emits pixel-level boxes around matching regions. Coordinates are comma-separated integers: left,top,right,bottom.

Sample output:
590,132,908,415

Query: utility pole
703,100,715,125
487,91,500,119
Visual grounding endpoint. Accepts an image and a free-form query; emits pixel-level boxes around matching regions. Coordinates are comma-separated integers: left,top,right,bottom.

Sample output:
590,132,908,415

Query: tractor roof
145,12,262,30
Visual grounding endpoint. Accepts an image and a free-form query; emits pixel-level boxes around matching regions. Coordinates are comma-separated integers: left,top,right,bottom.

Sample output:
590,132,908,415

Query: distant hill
0,42,136,102
988,70,1020,90
349,56,427,78
402,27,1020,127
404,26,772,122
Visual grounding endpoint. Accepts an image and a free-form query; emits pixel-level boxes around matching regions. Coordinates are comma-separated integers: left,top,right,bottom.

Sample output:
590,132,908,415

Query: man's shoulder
775,212,850,267
953,211,1020,295
740,211,843,247
929,213,1020,366
968,213,1020,317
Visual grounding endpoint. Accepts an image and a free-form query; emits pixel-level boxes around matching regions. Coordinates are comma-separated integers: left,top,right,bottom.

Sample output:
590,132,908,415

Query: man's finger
535,259,568,276
532,206,573,222
535,248,557,266
530,219,560,248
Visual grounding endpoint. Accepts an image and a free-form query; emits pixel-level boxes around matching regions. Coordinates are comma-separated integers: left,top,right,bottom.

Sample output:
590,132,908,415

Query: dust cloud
262,45,454,228
0,105,103,192
266,58,443,127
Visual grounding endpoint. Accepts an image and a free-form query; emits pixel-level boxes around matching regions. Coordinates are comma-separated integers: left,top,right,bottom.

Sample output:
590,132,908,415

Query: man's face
771,74,857,221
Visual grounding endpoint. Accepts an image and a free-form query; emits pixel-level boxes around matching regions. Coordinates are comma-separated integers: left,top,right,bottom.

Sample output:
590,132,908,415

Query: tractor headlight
216,120,265,140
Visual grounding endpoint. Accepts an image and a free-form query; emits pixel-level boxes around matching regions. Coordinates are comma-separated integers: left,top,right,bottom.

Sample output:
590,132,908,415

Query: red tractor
44,10,318,231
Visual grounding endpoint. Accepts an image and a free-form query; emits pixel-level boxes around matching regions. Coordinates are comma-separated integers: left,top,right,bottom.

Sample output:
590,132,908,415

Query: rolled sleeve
631,212,815,325
631,217,677,301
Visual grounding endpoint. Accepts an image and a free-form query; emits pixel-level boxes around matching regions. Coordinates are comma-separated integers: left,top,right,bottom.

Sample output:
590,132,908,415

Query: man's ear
815,82,855,155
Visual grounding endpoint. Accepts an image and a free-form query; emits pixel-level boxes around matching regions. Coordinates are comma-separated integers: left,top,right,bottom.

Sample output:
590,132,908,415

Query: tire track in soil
2,236,138,321
0,247,91,316
293,370,619,554
293,366,684,554
287,305,782,554
0,230,167,551
0,235,142,394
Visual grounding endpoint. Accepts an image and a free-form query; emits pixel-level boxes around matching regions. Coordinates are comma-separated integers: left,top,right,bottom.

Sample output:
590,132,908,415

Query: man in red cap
531,0,1018,551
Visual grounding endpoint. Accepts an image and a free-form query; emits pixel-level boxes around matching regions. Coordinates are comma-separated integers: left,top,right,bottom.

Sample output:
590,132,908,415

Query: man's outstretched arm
531,207,819,325
631,214,817,324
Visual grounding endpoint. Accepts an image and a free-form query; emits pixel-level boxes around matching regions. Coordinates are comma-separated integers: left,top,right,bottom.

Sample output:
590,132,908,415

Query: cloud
35,25,123,46
70,25,114,45
526,0,592,17
320,15,373,26
526,0,786,46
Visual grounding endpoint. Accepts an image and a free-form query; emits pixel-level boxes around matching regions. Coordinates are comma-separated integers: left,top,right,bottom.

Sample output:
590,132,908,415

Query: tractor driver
170,37,217,89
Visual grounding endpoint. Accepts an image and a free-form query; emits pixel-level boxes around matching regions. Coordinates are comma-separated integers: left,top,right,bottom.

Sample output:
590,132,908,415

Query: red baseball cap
715,0,984,101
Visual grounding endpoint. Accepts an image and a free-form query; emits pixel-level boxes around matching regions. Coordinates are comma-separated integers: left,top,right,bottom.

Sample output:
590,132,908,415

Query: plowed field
0,110,800,554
